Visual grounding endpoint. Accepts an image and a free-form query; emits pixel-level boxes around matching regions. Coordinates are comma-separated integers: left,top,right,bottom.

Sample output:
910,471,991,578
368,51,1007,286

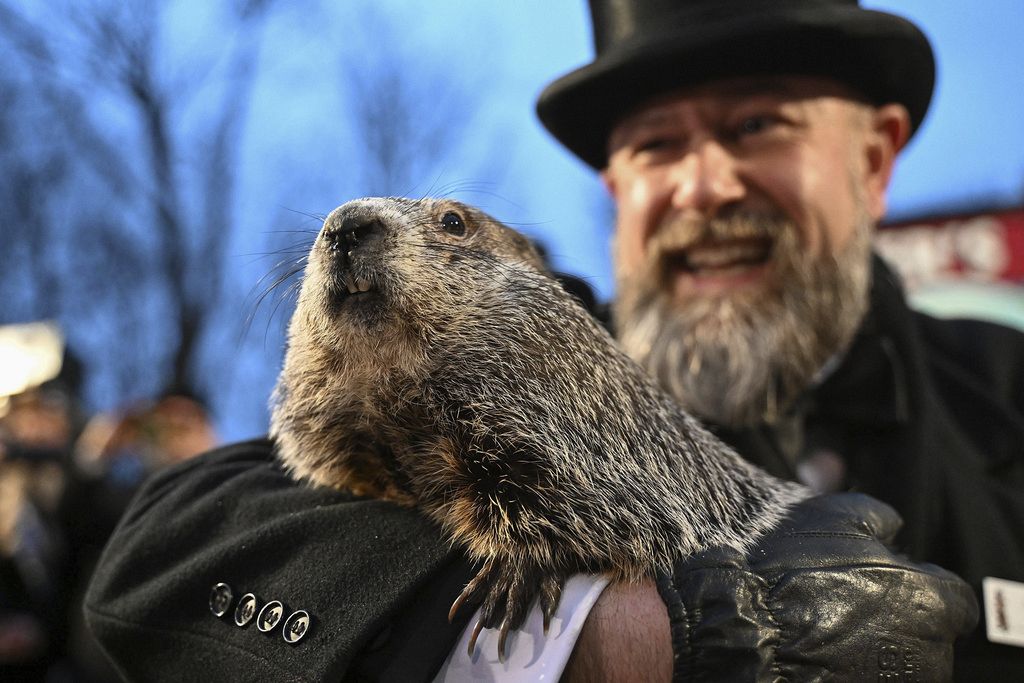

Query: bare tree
0,0,276,404
338,5,482,197
0,76,67,319
0,0,501,434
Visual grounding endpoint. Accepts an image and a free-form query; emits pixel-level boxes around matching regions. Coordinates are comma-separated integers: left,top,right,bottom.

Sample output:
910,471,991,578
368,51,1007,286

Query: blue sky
863,1,1024,216
287,1,1024,299
6,0,1021,440
224,0,1024,438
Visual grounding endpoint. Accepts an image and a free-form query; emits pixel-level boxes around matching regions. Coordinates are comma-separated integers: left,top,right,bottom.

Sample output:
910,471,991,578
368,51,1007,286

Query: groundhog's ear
554,272,600,318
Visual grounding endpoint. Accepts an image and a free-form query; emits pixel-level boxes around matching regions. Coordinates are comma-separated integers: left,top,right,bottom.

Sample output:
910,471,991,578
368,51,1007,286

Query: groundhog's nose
338,216,380,254
323,206,382,256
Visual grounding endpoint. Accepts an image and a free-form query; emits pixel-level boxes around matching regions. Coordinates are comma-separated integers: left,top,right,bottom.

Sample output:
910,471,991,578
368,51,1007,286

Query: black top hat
536,0,935,169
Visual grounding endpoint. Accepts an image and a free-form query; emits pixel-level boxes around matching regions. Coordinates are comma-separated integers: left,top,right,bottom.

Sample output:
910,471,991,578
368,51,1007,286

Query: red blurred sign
875,207,1024,291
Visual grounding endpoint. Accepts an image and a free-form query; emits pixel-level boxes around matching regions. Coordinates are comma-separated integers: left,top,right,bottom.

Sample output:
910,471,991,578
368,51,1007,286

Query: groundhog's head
289,197,548,354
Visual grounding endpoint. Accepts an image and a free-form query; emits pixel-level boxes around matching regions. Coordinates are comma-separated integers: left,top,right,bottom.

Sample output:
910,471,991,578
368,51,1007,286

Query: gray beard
613,211,872,427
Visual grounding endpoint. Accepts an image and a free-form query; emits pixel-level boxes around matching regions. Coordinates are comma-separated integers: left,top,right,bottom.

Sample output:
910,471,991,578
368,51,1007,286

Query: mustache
646,211,790,254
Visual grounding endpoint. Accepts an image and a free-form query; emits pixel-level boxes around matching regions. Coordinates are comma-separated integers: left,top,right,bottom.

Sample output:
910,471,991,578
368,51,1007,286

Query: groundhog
270,196,807,657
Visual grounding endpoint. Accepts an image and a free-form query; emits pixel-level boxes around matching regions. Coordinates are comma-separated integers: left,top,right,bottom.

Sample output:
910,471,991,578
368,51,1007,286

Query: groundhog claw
539,575,563,634
450,559,495,625
497,617,512,663
452,558,569,660
448,585,473,624
466,619,484,657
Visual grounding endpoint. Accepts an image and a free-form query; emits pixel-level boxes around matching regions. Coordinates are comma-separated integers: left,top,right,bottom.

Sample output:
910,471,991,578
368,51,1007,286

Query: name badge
983,577,1024,648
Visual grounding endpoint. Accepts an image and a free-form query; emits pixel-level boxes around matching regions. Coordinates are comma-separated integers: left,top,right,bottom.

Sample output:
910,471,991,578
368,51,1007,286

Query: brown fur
271,197,807,646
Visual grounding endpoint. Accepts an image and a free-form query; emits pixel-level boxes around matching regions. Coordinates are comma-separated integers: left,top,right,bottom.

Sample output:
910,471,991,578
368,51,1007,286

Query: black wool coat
83,441,475,682
85,256,1024,681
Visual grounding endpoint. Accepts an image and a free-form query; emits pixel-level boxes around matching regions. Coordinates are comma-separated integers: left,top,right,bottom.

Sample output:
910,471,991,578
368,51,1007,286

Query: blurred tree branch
340,5,478,197
0,0,275,402
0,0,497,434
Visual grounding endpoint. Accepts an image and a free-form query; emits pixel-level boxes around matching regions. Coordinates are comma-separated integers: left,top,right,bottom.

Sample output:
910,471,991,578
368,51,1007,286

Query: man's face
603,76,906,426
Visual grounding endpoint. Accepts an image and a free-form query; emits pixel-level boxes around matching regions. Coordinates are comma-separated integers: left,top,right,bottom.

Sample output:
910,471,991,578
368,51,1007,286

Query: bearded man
531,1,1024,677
85,1,1021,681
607,78,885,453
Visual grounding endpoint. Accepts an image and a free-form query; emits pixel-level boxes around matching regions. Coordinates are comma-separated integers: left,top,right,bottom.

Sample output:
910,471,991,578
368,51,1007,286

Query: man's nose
668,140,745,216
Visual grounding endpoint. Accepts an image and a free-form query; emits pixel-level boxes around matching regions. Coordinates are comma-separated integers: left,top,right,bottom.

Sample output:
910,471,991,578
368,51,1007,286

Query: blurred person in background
0,323,81,681
67,389,218,563
0,321,217,681
61,389,217,682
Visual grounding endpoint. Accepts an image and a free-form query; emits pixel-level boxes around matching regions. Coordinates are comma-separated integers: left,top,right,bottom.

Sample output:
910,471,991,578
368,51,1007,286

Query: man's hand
565,493,978,681
563,579,671,682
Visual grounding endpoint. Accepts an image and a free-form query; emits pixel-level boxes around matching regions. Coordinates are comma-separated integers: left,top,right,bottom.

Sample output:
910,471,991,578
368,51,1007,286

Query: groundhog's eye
440,211,466,237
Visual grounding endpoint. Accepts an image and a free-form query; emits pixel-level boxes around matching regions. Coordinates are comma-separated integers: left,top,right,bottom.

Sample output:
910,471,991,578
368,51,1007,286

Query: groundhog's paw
449,558,566,662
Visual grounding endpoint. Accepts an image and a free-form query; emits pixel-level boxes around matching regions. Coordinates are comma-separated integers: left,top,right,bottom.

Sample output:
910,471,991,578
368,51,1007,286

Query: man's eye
734,115,779,138
638,138,667,150
632,136,679,156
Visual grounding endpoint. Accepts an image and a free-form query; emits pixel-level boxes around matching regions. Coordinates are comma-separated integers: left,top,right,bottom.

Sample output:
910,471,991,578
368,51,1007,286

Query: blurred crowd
0,322,217,682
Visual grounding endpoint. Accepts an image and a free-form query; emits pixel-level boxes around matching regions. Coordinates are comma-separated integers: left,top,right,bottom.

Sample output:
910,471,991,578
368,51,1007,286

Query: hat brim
536,5,935,169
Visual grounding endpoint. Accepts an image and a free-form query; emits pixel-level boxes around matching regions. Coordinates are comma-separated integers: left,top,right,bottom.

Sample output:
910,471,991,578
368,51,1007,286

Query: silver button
257,600,285,633
209,583,233,618
282,610,311,644
234,593,259,627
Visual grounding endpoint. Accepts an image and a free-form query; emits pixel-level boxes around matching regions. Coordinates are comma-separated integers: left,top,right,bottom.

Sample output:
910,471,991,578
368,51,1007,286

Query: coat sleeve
83,438,475,683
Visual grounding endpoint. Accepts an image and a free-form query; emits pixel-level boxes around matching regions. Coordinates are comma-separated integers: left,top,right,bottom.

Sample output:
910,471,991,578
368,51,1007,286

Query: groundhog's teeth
344,274,358,295
357,279,372,293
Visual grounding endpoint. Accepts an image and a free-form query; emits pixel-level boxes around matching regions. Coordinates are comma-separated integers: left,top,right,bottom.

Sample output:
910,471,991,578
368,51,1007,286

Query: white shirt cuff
433,574,611,682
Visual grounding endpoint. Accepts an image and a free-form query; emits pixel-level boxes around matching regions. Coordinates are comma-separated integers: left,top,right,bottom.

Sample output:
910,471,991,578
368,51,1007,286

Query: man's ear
863,103,911,221
600,168,620,198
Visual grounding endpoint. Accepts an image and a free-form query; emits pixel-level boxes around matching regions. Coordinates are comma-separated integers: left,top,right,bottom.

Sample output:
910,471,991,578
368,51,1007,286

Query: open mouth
341,274,373,296
663,237,773,274
331,272,378,304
